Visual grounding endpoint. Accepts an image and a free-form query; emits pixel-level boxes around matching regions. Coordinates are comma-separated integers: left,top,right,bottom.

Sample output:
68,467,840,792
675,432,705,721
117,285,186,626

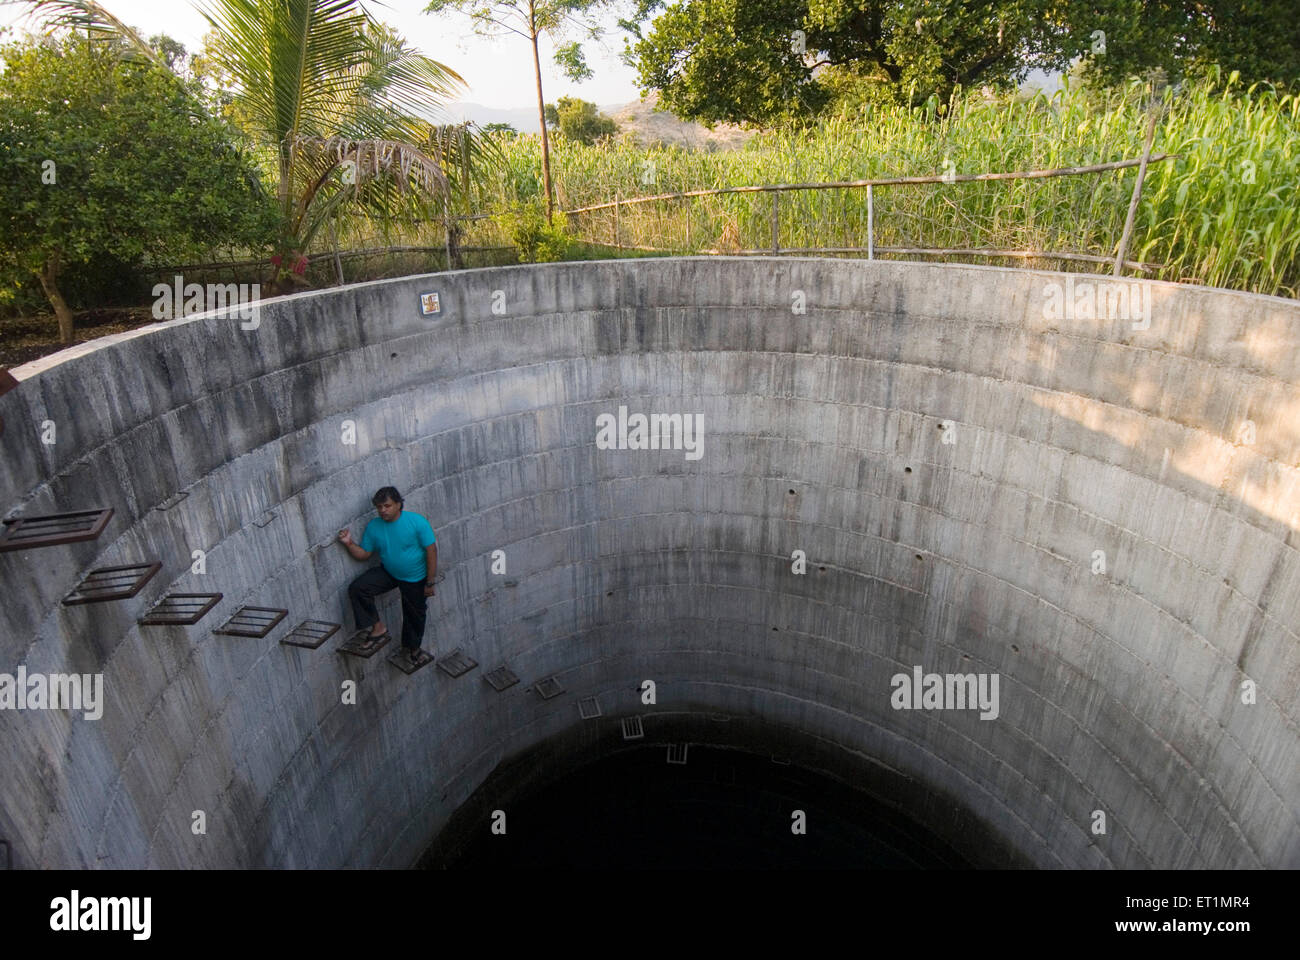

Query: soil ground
0,306,164,371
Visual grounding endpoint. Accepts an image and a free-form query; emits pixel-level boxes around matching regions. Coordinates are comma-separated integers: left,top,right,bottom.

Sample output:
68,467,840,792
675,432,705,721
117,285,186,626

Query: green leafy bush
501,204,574,263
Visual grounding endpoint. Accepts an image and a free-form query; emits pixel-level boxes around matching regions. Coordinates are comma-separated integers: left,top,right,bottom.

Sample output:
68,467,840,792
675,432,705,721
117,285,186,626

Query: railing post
614,191,621,250
442,197,453,272
867,184,874,260
328,215,345,285
1114,104,1160,276
771,191,780,254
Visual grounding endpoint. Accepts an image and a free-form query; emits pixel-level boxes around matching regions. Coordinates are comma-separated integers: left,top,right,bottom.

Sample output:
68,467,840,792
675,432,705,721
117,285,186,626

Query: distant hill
446,94,753,151
442,103,547,133
609,92,753,151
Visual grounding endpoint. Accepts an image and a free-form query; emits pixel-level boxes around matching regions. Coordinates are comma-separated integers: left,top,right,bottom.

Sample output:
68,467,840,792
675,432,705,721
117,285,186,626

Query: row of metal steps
2,507,557,691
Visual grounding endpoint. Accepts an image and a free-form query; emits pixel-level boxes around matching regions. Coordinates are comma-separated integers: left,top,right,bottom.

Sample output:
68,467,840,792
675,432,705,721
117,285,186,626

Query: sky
0,0,646,115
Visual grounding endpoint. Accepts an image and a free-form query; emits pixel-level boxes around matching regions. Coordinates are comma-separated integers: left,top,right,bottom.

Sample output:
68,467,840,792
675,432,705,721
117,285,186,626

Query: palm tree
7,0,488,293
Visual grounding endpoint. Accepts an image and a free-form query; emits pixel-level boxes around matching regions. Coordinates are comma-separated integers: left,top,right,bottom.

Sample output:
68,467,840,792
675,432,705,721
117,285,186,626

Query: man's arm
424,543,437,595
338,528,372,561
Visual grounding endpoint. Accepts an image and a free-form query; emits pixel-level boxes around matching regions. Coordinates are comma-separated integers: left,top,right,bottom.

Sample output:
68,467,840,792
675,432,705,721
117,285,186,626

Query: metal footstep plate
387,647,434,674
436,648,478,678
534,675,564,700
338,630,391,658
280,620,341,649
213,606,288,638
63,562,162,605
140,593,223,626
484,665,519,692
0,508,114,552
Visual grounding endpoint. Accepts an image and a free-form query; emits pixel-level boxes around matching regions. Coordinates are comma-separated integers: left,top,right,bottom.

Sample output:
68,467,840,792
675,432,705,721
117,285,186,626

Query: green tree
11,0,488,294
545,96,618,143
425,0,614,221
621,0,1075,126
192,0,475,292
147,32,190,73
0,34,276,341
1055,1,1300,90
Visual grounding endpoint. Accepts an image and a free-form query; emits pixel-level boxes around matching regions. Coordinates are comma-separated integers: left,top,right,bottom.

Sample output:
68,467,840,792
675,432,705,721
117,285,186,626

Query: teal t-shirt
361,511,436,582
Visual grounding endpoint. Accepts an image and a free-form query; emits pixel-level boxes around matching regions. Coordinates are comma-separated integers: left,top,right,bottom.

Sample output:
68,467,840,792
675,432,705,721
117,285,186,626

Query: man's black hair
372,486,403,508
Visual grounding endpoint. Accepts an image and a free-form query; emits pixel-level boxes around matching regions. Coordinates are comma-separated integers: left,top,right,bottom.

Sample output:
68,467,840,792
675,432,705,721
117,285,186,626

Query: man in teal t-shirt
339,486,438,664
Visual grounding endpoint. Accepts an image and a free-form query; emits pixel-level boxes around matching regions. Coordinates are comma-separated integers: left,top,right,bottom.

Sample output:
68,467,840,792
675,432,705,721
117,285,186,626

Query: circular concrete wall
1,258,1297,868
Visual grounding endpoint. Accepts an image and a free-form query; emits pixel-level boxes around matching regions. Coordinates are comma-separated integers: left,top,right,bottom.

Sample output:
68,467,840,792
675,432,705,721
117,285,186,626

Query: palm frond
0,0,166,68
196,0,465,144
296,135,448,193
290,134,453,244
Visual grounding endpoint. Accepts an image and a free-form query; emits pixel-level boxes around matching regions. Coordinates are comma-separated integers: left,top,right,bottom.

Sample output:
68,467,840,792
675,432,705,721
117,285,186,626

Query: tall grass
473,74,1299,297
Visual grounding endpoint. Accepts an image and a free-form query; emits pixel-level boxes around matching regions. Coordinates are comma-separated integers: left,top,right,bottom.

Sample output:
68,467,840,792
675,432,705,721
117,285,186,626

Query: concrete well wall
1,258,1297,868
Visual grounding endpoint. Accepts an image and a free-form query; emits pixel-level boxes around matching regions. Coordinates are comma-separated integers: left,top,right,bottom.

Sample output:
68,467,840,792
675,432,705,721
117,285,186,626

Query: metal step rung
578,695,602,720
666,743,689,765
621,716,644,740
280,620,341,649
0,508,113,551
213,606,287,638
154,492,189,512
338,630,390,658
63,561,162,605
140,593,223,626
484,665,519,692
387,646,434,674
534,675,564,700
436,648,478,678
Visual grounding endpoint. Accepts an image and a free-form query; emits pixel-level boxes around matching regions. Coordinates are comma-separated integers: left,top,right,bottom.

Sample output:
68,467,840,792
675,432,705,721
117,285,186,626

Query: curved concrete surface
1,258,1298,869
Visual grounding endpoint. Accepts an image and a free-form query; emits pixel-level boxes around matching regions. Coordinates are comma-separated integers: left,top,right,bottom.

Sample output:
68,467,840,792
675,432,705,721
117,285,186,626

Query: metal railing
563,150,1175,276
135,141,1174,285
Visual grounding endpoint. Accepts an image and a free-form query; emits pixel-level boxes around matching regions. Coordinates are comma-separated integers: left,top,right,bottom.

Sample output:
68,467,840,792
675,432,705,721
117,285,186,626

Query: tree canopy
0,34,276,340
545,96,619,144
622,0,1072,126
8,0,486,296
621,0,1300,128
1066,1,1300,90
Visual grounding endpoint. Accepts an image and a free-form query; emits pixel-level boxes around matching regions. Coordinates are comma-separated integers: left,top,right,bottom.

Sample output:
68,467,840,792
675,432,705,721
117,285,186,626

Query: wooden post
328,216,344,286
771,191,780,254
1114,105,1160,277
866,184,874,260
614,191,621,250
442,196,453,271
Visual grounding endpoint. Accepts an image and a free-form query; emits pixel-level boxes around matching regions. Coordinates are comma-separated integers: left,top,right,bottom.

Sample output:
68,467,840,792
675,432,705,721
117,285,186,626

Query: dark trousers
347,566,428,651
